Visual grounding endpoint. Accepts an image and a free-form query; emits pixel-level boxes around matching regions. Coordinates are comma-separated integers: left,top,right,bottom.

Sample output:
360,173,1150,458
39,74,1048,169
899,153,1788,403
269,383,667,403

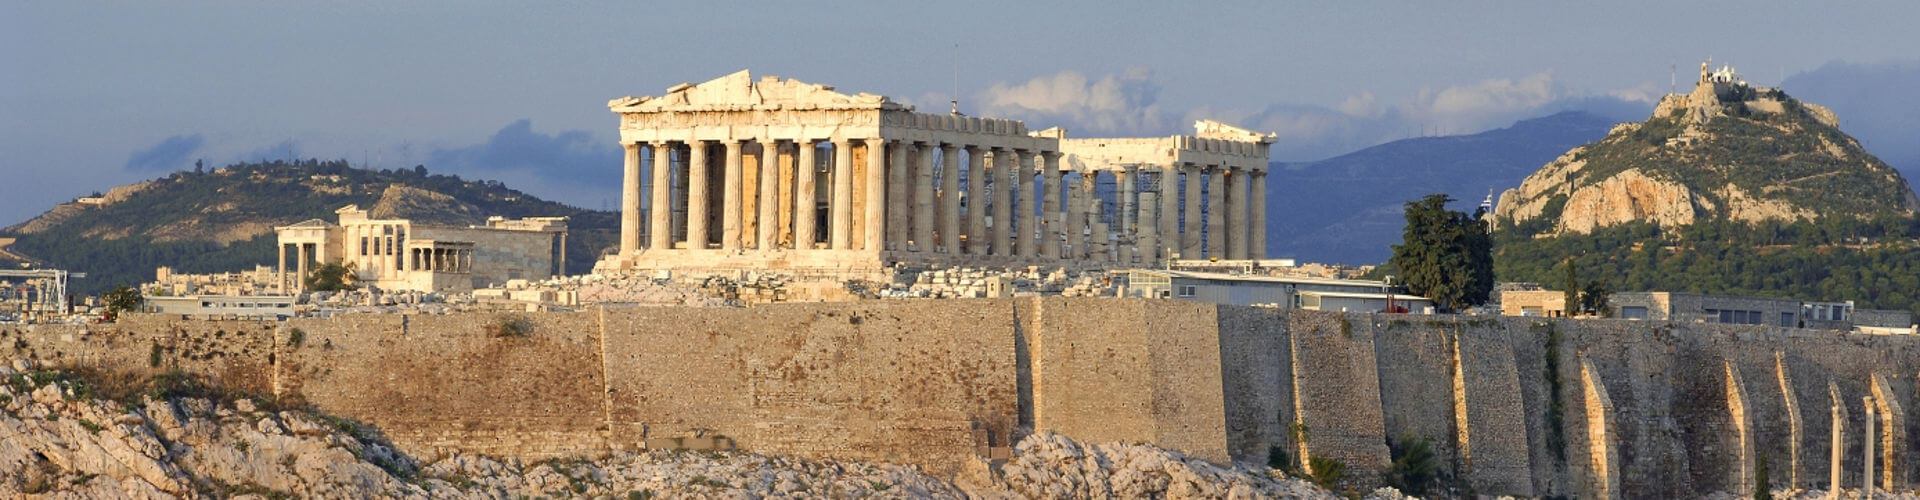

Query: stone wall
5,300,1920,496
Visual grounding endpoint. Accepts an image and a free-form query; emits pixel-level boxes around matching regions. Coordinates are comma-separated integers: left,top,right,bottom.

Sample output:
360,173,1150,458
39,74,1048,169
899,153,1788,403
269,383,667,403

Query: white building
1124,269,1433,312
273,205,568,293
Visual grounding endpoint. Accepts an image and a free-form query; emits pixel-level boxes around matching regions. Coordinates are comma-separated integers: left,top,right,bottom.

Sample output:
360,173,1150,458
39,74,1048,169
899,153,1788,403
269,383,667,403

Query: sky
5,1,1920,226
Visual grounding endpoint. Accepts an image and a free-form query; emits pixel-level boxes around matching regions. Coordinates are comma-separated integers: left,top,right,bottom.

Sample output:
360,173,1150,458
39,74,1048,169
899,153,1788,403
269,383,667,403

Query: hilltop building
1124,269,1434,312
273,206,568,293
594,70,1275,276
1499,289,1914,333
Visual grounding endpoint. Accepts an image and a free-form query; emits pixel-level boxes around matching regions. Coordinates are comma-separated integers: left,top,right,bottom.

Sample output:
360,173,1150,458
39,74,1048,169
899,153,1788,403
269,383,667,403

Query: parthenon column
757,140,781,250
794,141,818,249
991,148,1013,256
1138,191,1159,264
620,142,642,254
722,140,745,251
1207,165,1226,258
1118,165,1137,263
649,142,673,250
886,140,909,250
912,143,936,252
1228,166,1250,260
1041,153,1062,259
1066,172,1085,257
831,139,854,249
965,146,988,255
938,143,960,253
1182,164,1202,258
1158,165,1179,261
863,138,886,252
1251,171,1267,259
1016,151,1037,257
686,141,710,249
1079,170,1099,259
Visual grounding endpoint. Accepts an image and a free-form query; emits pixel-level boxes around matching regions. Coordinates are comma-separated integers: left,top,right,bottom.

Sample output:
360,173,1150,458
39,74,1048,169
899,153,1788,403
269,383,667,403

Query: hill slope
1492,72,1920,313
0,160,617,294
1264,111,1616,264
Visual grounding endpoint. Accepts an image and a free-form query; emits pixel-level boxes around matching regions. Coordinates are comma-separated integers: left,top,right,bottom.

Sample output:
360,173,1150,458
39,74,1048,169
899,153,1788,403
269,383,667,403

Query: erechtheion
596,70,1273,275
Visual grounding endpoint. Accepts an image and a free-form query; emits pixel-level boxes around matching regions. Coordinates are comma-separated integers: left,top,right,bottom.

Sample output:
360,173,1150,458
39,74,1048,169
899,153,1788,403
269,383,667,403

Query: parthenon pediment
608,70,901,113
1193,119,1277,144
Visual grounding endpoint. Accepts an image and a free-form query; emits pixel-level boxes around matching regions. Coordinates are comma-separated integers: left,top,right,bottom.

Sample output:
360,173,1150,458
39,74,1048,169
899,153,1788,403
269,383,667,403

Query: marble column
913,143,936,252
1041,153,1062,259
649,142,673,251
276,243,287,292
1158,165,1179,261
831,139,854,249
722,140,745,251
886,140,910,250
1182,164,1203,258
1066,172,1085,257
1138,191,1160,264
620,142,642,254
1207,166,1226,258
686,141,710,249
295,243,308,293
757,140,781,250
1118,165,1137,263
863,138,887,252
1016,151,1037,258
1079,170,1099,259
965,146,987,255
1228,166,1250,260
938,143,961,253
991,148,1013,256
1251,171,1267,259
794,141,818,249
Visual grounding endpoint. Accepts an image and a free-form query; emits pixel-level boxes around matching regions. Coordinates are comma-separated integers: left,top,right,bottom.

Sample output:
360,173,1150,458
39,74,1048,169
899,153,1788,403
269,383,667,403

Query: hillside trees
1389,194,1494,311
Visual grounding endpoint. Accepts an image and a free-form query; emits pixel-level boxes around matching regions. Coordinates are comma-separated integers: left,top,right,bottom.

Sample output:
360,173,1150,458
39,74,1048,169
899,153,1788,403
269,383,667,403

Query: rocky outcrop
1556,169,1700,234
0,364,1383,499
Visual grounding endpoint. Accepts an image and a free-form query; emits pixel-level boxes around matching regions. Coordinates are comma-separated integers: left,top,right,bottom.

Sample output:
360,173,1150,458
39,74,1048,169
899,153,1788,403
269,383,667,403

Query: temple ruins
595,70,1275,275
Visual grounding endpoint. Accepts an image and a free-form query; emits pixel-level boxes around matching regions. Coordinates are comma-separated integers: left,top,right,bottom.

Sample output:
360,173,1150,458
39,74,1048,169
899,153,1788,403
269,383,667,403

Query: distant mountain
1263,111,1617,264
0,160,617,295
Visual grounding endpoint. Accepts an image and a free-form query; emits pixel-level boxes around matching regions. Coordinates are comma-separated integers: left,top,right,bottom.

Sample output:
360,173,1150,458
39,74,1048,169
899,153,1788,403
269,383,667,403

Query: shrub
287,328,306,349
1305,457,1347,490
488,315,534,338
1384,434,1440,495
1267,445,1291,472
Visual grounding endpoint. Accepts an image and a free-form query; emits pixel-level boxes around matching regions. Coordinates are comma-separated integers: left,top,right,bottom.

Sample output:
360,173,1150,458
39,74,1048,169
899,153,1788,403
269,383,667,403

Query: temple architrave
595,70,1273,275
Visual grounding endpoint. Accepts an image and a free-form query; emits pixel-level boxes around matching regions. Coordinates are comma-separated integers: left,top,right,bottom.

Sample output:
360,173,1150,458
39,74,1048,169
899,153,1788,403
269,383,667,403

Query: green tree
303,262,357,292
1389,194,1494,311
1563,259,1580,316
101,285,143,321
1581,278,1612,317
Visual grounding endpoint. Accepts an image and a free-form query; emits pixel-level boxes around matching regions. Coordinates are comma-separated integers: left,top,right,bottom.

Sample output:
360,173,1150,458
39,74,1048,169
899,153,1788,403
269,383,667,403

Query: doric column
886,140,910,251
620,142,642,254
1066,171,1085,258
1158,165,1179,261
1228,166,1249,260
939,143,961,253
1139,189,1159,264
991,148,1013,256
295,243,308,293
863,138,887,252
722,139,745,251
1182,163,1203,259
1118,165,1137,263
912,143,936,252
1041,152,1062,259
965,146,988,255
686,141,710,249
1207,165,1226,258
1016,150,1037,258
794,140,818,249
757,140,781,251
831,139,854,249
276,243,287,292
649,142,673,251
1079,170,1099,259
1251,171,1267,259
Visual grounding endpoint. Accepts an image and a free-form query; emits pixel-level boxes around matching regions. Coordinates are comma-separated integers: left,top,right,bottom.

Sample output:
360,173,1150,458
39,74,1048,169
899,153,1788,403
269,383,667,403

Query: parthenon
595,70,1274,274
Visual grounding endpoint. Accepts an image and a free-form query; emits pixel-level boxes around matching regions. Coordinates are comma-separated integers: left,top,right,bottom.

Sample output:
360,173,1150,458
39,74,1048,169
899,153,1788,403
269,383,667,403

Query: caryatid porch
594,71,1275,275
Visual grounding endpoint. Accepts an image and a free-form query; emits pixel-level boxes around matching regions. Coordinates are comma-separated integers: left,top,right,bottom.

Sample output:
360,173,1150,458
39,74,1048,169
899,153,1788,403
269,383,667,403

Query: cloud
124,134,205,171
1230,72,1654,161
237,139,301,164
1783,60,1920,174
976,68,1168,135
426,119,619,188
